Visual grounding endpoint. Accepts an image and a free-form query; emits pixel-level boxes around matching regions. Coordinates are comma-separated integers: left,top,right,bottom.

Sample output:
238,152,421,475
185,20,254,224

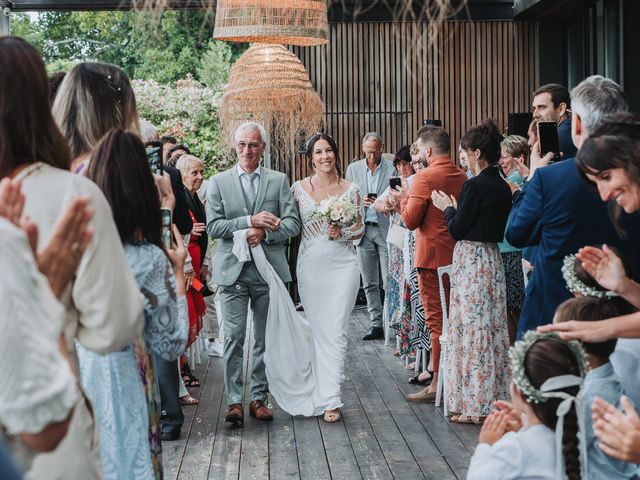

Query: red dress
186,210,206,346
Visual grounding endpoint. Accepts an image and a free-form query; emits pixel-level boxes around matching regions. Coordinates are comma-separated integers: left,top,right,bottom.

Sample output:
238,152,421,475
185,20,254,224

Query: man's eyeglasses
236,142,263,151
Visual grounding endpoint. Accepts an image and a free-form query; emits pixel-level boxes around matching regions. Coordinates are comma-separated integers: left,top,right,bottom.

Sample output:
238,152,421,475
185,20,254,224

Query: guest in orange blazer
398,125,467,403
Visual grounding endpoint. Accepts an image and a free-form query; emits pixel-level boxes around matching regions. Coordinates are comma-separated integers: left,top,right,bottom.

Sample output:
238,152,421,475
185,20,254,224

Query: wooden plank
268,400,300,479
318,411,363,480
177,358,225,480
292,416,331,480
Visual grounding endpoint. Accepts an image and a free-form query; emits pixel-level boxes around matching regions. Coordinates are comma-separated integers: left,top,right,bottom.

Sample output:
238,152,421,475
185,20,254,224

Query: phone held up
161,207,172,250
537,121,561,162
389,177,402,190
367,193,378,200
145,141,164,175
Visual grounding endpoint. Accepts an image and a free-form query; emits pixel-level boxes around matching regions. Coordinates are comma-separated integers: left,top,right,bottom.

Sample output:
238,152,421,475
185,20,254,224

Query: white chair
435,264,452,416
383,299,392,346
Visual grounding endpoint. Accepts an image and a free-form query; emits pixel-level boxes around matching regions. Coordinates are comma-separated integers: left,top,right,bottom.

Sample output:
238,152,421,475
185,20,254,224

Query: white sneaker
206,338,224,357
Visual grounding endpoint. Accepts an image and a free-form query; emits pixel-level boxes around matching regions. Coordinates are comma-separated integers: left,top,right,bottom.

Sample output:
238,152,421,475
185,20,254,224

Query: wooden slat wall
291,20,539,181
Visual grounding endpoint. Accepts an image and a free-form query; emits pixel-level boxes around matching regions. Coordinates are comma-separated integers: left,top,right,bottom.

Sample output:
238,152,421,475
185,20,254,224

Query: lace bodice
291,181,364,260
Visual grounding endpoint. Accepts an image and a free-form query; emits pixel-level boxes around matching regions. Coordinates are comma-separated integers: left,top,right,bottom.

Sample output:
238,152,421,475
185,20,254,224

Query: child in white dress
468,330,588,480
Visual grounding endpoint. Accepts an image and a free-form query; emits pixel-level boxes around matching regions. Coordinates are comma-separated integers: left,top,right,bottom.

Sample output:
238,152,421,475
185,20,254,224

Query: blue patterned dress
77,242,188,480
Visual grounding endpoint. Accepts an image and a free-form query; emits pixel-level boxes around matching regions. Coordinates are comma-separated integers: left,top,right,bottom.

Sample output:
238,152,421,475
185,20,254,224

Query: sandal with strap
181,364,201,387
451,414,484,425
323,408,342,423
180,394,199,406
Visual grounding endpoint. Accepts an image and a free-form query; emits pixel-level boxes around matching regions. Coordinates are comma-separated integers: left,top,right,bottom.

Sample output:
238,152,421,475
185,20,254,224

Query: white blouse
19,163,144,356
467,424,556,480
0,219,79,435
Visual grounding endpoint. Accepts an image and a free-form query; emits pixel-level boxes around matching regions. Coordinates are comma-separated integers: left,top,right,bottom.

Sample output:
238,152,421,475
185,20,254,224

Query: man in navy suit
507,75,637,338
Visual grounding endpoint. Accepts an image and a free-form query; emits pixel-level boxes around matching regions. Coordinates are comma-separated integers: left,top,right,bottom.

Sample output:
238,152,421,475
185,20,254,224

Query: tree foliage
11,10,244,174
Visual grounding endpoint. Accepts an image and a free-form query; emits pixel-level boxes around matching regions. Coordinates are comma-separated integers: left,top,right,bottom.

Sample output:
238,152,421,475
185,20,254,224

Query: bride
237,133,363,423
291,133,364,422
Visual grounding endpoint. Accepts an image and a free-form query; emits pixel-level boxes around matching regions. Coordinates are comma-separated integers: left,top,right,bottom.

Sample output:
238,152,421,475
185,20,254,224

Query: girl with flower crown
468,331,587,480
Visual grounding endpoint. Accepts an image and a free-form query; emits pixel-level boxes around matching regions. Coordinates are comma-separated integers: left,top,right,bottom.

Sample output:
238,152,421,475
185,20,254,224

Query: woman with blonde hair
52,62,139,173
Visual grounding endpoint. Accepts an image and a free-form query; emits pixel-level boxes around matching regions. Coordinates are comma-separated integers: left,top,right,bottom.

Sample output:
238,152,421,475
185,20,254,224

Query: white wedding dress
232,182,363,416
291,181,363,414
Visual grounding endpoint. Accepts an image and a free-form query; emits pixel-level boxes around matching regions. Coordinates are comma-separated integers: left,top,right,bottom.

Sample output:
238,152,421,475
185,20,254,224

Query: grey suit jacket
345,158,395,240
206,165,301,286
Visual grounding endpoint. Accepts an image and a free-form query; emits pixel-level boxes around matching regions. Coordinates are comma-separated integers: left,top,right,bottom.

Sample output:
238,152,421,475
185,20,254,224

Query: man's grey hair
139,118,159,143
571,75,628,133
235,122,268,145
176,154,204,174
362,132,383,144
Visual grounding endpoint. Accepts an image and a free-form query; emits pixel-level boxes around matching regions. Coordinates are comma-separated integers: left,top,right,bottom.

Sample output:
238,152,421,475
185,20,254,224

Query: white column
0,10,10,36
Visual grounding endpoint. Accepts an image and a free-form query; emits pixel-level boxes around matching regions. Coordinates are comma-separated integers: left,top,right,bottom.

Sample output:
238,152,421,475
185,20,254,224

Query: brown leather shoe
224,403,244,426
249,400,273,421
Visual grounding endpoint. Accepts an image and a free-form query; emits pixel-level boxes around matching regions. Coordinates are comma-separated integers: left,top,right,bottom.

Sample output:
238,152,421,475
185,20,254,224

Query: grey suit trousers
220,261,270,406
356,225,388,328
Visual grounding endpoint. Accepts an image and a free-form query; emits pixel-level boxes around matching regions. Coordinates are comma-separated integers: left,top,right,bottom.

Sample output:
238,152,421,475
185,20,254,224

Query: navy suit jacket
506,158,640,337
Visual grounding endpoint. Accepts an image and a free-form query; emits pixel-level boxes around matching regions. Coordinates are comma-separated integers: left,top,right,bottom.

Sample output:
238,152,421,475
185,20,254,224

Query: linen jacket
401,156,467,269
206,165,301,286
345,157,395,240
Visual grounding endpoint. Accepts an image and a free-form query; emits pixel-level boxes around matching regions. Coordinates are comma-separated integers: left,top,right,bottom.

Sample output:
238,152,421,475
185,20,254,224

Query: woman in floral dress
431,120,512,423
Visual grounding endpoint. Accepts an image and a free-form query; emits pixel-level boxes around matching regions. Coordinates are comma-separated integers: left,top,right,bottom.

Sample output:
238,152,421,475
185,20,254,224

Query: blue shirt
364,163,382,224
579,361,639,479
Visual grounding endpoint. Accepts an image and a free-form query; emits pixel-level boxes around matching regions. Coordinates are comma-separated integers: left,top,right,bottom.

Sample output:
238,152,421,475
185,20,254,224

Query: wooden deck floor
164,307,477,480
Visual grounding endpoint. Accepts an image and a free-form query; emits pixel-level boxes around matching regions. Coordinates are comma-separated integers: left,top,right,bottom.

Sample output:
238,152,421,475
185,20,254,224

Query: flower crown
562,254,617,299
509,330,589,404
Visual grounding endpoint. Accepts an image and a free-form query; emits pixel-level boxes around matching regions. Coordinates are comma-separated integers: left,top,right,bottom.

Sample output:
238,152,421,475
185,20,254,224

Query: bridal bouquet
315,195,358,226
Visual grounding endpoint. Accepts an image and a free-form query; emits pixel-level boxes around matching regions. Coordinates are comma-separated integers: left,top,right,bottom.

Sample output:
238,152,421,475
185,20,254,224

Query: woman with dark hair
468,331,586,479
431,119,513,423
289,132,364,422
0,36,143,478
84,130,188,479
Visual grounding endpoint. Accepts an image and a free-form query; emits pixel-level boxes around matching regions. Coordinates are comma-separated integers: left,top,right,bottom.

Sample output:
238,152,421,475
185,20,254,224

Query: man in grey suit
206,122,301,426
346,132,395,340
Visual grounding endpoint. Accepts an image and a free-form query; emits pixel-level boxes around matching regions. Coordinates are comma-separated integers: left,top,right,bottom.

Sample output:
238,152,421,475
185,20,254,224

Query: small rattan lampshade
213,0,328,46
220,44,324,167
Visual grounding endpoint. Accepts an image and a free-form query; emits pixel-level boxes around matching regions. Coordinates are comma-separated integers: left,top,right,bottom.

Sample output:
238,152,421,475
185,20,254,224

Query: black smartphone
161,207,172,249
389,177,402,190
367,193,378,199
145,141,164,175
537,121,561,160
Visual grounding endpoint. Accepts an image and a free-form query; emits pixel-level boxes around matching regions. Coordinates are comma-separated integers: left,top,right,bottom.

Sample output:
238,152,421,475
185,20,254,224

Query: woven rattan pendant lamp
220,43,323,160
213,0,328,46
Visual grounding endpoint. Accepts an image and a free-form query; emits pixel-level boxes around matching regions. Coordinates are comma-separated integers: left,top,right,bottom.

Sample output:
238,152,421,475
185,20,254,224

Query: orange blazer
401,156,468,269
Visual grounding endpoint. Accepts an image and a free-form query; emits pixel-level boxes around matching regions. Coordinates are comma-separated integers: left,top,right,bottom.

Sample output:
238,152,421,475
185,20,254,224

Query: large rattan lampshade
213,0,328,46
220,44,324,165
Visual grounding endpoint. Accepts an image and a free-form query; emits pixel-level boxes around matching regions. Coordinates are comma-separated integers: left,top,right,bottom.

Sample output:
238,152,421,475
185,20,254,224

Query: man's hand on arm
251,211,281,232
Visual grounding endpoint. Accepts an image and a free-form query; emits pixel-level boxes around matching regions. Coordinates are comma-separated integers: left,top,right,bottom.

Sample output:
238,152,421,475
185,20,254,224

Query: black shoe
409,370,433,386
362,326,384,340
161,431,180,441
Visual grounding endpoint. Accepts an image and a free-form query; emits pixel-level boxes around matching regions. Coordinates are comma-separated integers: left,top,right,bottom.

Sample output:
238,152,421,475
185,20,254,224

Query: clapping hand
431,190,456,211
478,411,509,445
493,400,523,432
592,396,640,463
577,244,628,294
251,211,281,232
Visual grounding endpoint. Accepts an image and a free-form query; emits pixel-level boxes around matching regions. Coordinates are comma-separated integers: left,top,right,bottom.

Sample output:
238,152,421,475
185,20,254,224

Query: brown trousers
417,268,450,373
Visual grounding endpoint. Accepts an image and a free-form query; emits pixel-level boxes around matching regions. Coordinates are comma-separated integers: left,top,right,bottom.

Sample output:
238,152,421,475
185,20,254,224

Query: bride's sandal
323,408,342,423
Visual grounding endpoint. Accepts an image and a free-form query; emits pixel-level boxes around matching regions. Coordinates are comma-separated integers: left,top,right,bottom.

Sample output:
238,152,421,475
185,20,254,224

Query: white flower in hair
561,254,618,299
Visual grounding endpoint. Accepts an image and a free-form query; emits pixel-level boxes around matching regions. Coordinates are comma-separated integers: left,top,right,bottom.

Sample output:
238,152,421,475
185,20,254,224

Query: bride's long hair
306,132,343,190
